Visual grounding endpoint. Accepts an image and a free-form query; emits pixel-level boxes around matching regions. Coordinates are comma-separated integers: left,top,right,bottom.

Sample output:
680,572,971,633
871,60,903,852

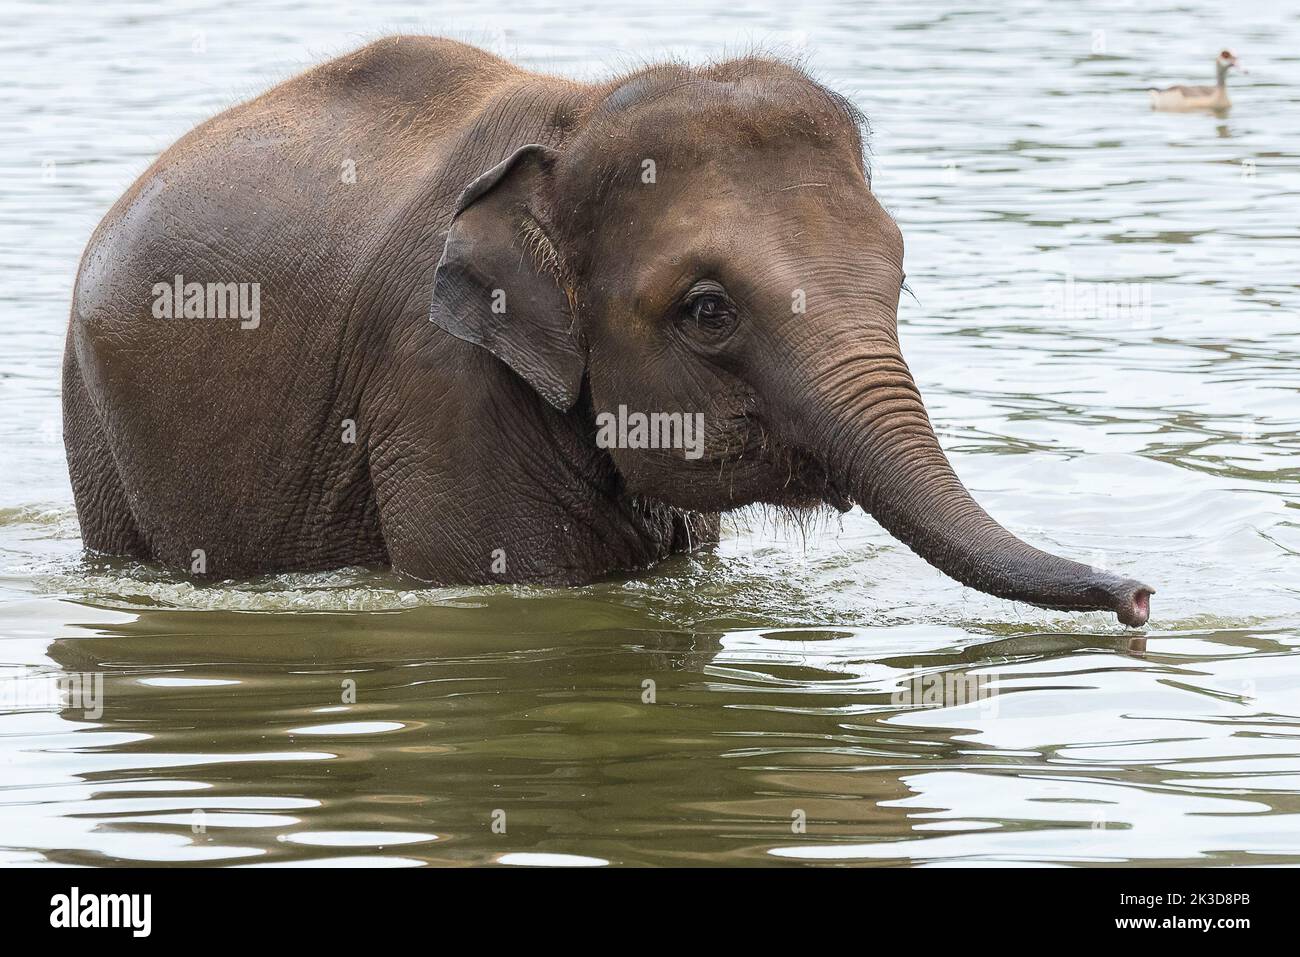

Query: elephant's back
73,36,525,340
64,36,535,573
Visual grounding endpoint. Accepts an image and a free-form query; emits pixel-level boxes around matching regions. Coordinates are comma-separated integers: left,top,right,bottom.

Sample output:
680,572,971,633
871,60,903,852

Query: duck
1149,50,1243,112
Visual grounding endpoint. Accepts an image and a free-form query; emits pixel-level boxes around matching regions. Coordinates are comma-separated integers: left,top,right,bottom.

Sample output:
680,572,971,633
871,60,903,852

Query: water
1,0,1298,866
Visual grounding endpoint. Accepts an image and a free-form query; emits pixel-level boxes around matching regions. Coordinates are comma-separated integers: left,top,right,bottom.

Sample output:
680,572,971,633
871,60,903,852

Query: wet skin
63,36,1153,625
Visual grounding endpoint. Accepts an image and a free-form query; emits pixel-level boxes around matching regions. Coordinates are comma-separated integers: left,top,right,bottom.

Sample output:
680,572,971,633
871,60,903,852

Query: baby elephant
62,37,1153,626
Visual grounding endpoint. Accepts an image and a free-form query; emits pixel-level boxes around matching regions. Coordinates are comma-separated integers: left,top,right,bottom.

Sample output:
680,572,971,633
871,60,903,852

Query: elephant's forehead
588,60,863,143
582,97,855,169
563,68,865,194
583,187,887,307
562,133,868,243
586,152,873,246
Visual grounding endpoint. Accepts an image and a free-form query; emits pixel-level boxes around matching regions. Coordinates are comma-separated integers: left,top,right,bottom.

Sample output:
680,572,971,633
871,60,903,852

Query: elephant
62,36,1153,627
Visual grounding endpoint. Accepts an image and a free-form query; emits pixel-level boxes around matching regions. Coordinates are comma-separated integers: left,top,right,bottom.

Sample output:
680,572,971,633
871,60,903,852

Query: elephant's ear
428,143,584,411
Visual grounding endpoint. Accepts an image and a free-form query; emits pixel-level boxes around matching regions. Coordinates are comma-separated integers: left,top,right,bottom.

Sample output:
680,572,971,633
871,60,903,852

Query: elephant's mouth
765,442,855,512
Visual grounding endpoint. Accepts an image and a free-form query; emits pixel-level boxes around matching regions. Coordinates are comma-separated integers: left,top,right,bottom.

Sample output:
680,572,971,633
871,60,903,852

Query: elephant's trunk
808,350,1153,627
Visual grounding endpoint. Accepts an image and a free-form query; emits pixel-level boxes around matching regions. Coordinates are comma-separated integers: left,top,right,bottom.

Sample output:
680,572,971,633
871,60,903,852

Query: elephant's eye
692,295,726,322
680,281,737,339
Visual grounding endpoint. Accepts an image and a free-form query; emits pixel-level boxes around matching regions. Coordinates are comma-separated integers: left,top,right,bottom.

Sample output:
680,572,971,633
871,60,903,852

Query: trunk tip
1114,582,1154,628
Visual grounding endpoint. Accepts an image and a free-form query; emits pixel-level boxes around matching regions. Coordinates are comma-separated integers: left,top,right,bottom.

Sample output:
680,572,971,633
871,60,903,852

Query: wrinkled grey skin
63,36,1153,626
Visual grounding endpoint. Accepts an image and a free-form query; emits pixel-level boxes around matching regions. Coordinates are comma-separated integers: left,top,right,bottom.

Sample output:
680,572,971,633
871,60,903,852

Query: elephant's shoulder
298,36,520,107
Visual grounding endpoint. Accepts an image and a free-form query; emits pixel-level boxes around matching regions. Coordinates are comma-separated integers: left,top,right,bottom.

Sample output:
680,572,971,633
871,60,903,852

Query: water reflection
0,596,1287,865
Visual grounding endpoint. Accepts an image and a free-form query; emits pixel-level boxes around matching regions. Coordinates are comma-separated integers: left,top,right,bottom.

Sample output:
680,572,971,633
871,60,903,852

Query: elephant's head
429,59,1154,627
